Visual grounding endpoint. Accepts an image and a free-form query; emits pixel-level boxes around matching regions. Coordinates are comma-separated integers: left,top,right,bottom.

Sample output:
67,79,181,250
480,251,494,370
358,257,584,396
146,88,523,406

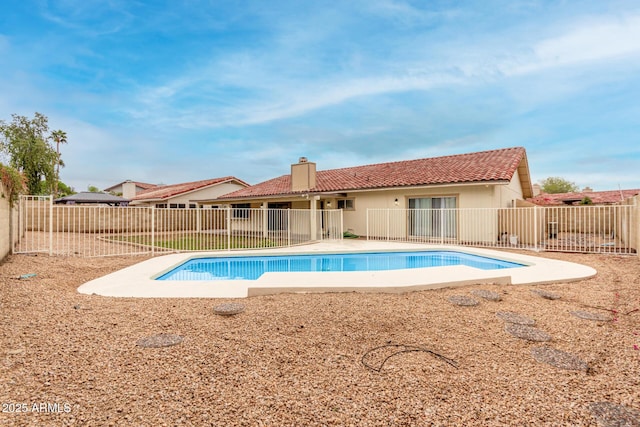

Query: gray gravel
1,250,639,426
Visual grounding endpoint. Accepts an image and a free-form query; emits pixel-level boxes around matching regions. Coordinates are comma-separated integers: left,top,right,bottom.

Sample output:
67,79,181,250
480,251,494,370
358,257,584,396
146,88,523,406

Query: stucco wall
0,182,11,261
328,183,513,237
496,169,525,206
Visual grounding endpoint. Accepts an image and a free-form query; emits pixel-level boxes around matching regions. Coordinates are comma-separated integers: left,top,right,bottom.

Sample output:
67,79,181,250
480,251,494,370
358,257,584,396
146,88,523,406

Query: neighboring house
104,180,156,198
528,189,640,206
213,147,534,237
54,192,130,206
130,177,250,208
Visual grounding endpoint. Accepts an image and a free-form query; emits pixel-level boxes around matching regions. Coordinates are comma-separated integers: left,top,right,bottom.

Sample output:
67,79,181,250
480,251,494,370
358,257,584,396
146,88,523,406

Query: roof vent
298,156,308,163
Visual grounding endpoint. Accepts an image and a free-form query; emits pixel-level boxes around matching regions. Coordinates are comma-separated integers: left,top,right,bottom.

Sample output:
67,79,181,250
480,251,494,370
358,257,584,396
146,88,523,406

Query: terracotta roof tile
529,189,640,206
132,177,249,201
219,147,527,199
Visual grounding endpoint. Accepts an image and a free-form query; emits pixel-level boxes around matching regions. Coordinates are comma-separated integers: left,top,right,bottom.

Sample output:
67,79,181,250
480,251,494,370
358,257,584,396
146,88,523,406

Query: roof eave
211,180,512,203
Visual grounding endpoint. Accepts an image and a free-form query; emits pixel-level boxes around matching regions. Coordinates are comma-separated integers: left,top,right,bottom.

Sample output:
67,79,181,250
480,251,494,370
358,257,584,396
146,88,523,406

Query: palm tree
50,130,67,197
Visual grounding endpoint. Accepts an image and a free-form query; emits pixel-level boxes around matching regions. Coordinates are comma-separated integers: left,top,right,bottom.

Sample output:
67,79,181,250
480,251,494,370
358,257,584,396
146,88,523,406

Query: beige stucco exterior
315,173,524,237
216,175,526,242
214,153,532,242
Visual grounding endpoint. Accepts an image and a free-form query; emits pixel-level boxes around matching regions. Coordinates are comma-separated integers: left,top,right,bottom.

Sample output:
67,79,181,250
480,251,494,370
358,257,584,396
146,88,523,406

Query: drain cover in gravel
571,310,610,322
471,290,502,301
136,334,184,348
531,346,588,371
447,295,479,306
505,323,551,342
589,401,640,427
531,289,561,300
214,303,245,316
496,311,536,325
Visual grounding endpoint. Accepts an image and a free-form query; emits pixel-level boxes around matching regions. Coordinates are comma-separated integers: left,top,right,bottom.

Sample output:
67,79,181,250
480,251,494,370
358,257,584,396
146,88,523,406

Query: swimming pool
77,241,597,298
157,251,525,281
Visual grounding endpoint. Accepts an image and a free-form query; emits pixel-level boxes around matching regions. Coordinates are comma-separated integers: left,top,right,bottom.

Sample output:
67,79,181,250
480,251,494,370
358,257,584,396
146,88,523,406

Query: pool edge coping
77,241,597,298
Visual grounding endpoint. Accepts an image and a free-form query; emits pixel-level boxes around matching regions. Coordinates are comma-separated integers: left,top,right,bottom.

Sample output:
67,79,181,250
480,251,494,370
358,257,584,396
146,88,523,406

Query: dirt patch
1,250,639,426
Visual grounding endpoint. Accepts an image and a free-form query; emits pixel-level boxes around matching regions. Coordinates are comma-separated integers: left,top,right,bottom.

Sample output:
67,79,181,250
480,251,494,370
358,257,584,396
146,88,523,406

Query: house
212,147,533,237
104,180,156,198
528,189,640,206
129,177,250,208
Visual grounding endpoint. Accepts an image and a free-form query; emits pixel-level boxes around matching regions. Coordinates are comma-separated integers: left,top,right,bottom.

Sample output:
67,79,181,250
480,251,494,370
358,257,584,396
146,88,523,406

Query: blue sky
1,0,639,192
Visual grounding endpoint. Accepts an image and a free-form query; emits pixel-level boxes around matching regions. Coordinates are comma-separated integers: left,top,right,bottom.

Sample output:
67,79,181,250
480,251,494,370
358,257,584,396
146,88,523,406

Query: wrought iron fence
367,205,637,255
11,196,344,257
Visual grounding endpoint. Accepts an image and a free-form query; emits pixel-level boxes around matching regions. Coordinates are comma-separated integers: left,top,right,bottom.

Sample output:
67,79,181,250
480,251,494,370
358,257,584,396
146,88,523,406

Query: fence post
150,206,155,256
262,204,268,239
533,206,538,251
634,196,640,258
386,209,390,241
366,209,370,240
287,209,291,246
440,210,444,245
48,195,53,256
226,206,232,251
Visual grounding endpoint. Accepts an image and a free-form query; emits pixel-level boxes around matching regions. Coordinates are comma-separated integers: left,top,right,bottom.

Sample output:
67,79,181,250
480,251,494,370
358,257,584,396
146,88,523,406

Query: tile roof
528,189,640,206
54,192,130,205
131,177,249,201
219,147,527,199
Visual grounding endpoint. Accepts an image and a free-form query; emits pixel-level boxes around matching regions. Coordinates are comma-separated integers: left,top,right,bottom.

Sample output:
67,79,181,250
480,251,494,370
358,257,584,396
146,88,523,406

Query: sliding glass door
408,197,457,238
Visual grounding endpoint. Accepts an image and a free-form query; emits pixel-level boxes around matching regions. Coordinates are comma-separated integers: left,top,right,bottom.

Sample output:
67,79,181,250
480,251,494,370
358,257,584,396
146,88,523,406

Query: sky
1,0,639,192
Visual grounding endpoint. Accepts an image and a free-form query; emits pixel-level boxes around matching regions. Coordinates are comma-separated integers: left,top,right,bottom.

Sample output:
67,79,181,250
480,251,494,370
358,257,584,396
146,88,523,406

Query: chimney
122,180,137,199
291,157,316,191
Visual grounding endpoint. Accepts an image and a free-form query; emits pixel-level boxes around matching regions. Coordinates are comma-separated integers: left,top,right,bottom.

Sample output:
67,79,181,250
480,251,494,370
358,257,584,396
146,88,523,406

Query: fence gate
12,195,53,255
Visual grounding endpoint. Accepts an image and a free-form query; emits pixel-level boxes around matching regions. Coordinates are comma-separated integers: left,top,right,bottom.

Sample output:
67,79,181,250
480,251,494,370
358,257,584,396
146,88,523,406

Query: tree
0,163,26,206
87,185,100,193
56,181,75,197
539,177,579,194
50,129,67,197
0,113,58,195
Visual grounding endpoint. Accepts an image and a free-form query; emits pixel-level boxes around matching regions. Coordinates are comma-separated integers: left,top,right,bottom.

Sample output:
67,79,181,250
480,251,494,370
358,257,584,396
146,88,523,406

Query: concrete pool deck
77,241,597,298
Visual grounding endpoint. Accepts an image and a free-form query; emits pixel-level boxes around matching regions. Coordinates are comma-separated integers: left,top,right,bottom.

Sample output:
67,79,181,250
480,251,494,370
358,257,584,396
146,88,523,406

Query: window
408,196,457,238
232,203,251,218
189,204,197,209
337,198,355,210
156,203,167,209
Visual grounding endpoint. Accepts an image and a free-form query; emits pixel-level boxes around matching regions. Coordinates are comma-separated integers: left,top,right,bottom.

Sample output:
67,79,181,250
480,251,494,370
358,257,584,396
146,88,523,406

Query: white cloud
505,14,640,75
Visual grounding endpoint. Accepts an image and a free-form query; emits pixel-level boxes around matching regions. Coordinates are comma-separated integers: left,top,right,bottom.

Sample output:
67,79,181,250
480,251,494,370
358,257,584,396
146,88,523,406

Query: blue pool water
156,251,525,281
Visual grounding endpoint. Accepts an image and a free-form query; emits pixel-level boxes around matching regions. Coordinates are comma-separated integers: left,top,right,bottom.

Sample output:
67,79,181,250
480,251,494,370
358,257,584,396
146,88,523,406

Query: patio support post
196,203,201,233
287,209,291,246
261,203,268,239
310,196,319,240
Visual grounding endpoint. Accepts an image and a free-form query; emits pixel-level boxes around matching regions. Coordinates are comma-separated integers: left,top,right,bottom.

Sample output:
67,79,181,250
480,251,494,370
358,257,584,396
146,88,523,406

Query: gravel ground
1,250,639,426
